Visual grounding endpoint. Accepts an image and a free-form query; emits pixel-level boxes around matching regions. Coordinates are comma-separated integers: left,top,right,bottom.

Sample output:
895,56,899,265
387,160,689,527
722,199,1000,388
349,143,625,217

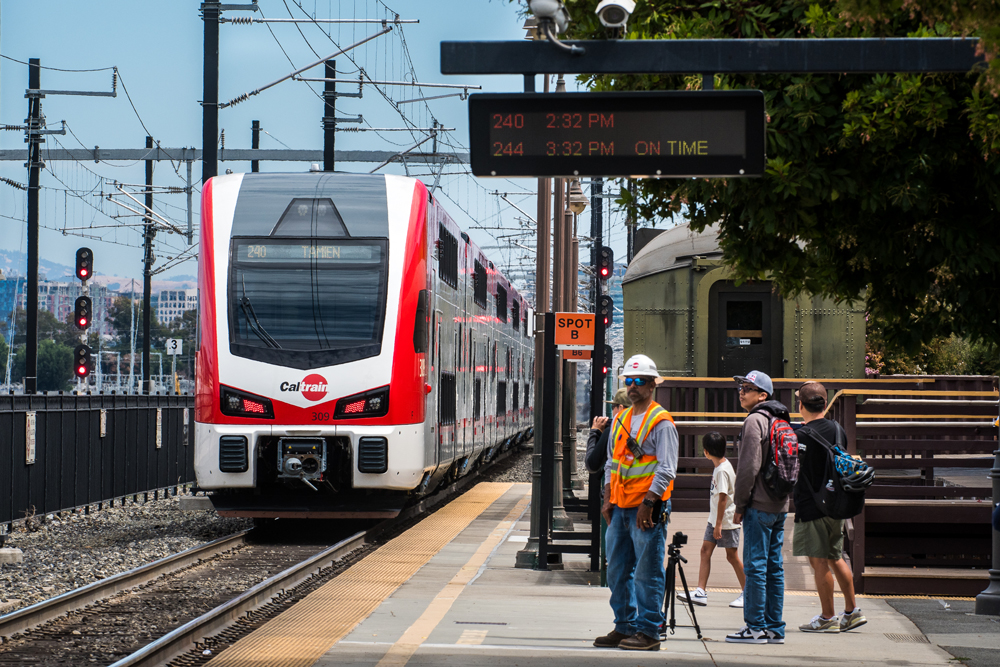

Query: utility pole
143,136,154,394
24,58,41,393
201,1,220,184
589,177,605,421
251,120,260,172
324,60,336,171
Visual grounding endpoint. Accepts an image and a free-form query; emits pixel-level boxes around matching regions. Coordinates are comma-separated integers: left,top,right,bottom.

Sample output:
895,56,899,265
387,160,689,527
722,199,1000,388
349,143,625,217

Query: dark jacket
585,427,610,475
794,418,847,523
734,400,792,515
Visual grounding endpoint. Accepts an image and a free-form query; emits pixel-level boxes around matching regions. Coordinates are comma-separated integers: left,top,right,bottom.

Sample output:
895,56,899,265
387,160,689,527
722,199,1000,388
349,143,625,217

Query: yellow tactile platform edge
205,482,515,667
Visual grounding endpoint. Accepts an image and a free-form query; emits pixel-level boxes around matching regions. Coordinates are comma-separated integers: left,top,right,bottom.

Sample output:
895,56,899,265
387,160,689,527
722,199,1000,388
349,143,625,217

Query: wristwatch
641,498,655,508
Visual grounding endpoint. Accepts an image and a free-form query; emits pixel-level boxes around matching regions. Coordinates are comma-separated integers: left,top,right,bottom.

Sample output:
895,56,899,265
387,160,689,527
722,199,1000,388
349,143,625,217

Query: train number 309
311,412,331,421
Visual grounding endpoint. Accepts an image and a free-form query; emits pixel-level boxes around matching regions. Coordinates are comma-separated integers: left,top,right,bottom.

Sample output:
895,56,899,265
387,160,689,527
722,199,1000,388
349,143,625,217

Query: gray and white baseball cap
733,370,773,396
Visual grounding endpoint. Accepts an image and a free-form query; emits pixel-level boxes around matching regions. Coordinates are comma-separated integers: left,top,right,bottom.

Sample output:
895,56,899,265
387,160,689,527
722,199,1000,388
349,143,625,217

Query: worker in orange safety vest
594,354,679,652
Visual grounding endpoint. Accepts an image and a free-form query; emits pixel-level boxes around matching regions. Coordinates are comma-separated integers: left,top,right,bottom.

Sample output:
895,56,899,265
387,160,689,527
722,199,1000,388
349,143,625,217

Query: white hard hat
619,354,660,379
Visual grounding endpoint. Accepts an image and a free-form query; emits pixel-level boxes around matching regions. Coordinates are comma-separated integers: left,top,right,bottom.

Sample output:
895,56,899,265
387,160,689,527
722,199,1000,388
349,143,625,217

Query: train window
271,198,348,237
524,383,531,409
506,348,511,378
511,299,520,333
474,378,482,420
229,238,388,367
473,261,488,309
438,225,459,288
492,343,497,379
440,373,457,425
512,382,520,411
413,290,428,354
497,381,507,415
496,285,508,322
726,301,764,346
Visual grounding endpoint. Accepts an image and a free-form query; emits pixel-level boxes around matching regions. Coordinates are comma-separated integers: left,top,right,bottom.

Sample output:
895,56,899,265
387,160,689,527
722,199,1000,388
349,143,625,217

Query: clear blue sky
0,0,629,290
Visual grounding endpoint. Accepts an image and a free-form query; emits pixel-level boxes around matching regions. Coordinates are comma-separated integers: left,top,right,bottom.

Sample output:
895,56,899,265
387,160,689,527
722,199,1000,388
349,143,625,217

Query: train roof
622,222,722,285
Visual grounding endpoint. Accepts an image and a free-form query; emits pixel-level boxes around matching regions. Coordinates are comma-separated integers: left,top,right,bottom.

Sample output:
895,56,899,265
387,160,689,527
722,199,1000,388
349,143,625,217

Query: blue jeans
742,506,786,637
605,505,667,638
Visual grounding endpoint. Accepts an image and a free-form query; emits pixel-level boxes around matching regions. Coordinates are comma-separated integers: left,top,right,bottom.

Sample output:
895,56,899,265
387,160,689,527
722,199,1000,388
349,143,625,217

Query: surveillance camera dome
596,0,636,29
528,0,571,34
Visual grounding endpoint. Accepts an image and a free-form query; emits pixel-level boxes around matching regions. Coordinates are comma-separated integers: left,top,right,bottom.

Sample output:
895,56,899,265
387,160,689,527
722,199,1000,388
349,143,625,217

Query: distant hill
0,250,196,292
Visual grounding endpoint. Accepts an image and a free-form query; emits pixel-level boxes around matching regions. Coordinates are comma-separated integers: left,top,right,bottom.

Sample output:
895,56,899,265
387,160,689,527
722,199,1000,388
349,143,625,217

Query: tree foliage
559,0,1000,349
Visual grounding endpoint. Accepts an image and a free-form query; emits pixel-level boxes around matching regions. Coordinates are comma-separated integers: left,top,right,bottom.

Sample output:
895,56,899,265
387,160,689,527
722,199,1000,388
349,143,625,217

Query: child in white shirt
678,431,746,608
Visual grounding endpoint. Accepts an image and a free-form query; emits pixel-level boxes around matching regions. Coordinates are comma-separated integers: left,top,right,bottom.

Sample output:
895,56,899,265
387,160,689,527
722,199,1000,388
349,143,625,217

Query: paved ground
313,484,969,666
887,598,1000,667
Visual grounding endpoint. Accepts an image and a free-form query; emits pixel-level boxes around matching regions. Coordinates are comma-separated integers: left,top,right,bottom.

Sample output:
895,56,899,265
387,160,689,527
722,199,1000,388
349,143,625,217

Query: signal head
75,247,93,282
599,295,615,327
74,296,92,330
74,344,92,378
598,246,614,281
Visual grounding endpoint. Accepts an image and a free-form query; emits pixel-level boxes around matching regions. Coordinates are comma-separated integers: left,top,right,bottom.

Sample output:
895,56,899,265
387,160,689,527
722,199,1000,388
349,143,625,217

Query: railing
0,394,196,531
654,375,999,594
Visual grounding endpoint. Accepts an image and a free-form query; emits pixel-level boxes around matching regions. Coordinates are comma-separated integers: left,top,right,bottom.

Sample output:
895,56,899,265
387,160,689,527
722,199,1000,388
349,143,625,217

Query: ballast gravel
0,494,251,615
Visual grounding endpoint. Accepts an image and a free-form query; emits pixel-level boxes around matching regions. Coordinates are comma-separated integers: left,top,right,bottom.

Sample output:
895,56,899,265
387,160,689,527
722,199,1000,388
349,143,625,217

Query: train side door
709,282,783,380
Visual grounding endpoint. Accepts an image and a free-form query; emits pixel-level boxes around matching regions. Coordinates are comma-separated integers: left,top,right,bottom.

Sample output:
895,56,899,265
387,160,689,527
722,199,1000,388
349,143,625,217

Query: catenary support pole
24,58,41,393
518,72,550,570
251,120,260,172
142,136,154,394
324,60,336,171
589,177,604,421
202,1,220,184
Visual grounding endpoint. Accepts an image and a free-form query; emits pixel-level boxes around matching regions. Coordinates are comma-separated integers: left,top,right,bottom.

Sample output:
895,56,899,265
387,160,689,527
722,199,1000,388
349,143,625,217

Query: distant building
0,276,24,339
158,289,197,325
13,279,115,337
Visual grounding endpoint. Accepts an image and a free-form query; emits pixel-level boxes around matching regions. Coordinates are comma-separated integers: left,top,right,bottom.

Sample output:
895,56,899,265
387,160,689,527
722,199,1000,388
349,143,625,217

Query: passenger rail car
195,173,534,517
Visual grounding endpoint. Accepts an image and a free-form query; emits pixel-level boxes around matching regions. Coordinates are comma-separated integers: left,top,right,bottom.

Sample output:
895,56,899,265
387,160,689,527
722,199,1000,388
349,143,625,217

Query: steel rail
107,530,367,667
110,444,523,667
0,530,249,639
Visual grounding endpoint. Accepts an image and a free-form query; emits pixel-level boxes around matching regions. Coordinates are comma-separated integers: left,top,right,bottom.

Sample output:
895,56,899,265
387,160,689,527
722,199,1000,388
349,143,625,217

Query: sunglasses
738,384,761,394
624,377,650,387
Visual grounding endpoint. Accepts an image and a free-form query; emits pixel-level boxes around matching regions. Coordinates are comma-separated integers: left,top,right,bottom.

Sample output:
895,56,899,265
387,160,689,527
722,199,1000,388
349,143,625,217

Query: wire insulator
1,177,27,191
224,92,252,108
1,125,26,131
220,129,225,149
112,69,118,94
230,16,254,25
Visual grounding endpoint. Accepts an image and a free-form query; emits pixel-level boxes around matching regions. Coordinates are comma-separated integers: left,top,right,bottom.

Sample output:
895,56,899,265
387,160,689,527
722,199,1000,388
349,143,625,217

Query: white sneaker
726,626,767,644
677,587,708,606
729,591,744,608
765,629,784,644
799,614,841,633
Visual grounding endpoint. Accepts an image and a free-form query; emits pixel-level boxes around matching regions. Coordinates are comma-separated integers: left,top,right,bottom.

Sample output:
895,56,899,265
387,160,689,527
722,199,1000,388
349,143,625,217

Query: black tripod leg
676,562,703,639
661,557,674,639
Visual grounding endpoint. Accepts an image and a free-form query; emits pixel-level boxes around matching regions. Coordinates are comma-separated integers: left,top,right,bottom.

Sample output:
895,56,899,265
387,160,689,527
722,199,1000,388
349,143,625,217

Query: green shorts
792,516,845,560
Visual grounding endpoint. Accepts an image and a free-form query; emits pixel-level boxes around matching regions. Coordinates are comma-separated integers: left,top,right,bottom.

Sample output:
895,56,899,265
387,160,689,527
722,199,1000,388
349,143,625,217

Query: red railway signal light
598,246,613,280
74,345,92,378
75,247,93,281
598,295,614,327
74,296,92,330
602,344,613,375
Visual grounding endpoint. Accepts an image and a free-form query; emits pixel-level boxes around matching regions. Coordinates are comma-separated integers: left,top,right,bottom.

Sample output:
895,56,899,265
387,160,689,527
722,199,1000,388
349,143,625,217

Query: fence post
975,447,1000,615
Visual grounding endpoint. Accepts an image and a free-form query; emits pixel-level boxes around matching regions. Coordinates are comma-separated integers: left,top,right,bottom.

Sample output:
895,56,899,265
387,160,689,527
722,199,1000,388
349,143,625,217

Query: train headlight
220,385,275,419
334,386,390,419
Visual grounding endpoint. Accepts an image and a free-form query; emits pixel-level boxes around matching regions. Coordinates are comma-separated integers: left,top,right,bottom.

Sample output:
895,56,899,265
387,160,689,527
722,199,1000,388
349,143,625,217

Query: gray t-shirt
603,407,679,498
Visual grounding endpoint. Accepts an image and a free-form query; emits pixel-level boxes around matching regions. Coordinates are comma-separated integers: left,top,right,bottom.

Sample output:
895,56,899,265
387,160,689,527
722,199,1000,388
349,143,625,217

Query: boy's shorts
703,522,740,549
793,516,845,560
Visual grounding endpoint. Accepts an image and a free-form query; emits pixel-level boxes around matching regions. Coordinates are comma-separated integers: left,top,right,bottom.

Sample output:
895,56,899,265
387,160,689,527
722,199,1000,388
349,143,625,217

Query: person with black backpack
792,381,868,634
726,370,794,646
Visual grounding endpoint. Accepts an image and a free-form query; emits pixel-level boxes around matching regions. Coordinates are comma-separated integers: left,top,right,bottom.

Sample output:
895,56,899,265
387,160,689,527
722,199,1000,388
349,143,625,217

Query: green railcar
623,223,865,380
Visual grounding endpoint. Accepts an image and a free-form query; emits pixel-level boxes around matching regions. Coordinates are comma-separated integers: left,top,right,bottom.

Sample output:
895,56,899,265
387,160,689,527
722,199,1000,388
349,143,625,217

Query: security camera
596,0,635,29
528,0,571,34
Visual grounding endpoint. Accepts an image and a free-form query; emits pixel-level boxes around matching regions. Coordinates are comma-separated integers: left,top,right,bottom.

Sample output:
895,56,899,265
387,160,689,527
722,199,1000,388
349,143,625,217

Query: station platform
204,482,960,667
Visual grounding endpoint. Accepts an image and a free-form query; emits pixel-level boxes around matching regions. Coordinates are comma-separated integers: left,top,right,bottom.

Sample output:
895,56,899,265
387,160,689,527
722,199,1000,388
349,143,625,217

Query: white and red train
194,172,534,517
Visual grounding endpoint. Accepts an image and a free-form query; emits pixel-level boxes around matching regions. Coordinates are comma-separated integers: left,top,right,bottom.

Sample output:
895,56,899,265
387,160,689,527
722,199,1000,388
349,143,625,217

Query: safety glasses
624,377,650,387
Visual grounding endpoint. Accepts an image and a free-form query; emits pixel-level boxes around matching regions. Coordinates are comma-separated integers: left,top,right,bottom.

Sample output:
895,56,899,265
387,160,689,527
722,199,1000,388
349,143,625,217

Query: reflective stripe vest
609,402,675,508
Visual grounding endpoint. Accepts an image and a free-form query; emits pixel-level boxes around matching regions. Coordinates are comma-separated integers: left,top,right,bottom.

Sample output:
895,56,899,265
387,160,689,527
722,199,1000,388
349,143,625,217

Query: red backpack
751,404,800,498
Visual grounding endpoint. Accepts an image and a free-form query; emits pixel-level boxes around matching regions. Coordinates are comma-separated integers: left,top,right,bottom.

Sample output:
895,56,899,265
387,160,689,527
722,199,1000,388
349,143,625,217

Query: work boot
593,630,630,648
619,632,661,651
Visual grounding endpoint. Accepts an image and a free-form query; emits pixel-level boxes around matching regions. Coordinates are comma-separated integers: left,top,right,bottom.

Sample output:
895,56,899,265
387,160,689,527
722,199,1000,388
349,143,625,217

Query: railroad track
0,442,526,667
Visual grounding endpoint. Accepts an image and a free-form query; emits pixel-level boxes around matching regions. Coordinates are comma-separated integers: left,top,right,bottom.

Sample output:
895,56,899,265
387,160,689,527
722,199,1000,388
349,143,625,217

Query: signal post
73,248,94,390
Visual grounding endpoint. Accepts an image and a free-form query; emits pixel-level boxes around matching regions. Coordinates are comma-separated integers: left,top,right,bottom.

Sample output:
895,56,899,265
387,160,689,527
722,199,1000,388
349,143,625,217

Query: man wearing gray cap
726,370,792,646
585,388,631,476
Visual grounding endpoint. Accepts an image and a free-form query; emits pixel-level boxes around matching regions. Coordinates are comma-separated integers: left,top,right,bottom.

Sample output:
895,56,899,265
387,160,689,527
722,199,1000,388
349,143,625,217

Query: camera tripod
661,532,703,640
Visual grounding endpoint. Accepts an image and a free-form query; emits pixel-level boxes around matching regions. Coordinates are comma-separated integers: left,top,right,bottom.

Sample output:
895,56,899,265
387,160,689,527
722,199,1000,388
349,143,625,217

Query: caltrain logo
280,374,328,402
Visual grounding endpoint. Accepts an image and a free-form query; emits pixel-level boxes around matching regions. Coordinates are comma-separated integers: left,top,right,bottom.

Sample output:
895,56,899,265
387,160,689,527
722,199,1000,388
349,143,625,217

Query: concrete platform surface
313,483,960,667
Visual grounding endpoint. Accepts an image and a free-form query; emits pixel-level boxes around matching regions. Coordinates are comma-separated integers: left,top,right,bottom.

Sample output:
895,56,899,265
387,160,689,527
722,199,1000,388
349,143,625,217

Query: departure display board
469,91,765,178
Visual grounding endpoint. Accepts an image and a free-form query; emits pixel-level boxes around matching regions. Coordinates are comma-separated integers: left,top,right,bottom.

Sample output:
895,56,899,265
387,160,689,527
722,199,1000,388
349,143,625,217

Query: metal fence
0,394,195,530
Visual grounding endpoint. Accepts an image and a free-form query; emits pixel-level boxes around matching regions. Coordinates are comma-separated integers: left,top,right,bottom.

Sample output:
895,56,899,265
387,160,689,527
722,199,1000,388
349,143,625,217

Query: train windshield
229,238,389,369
